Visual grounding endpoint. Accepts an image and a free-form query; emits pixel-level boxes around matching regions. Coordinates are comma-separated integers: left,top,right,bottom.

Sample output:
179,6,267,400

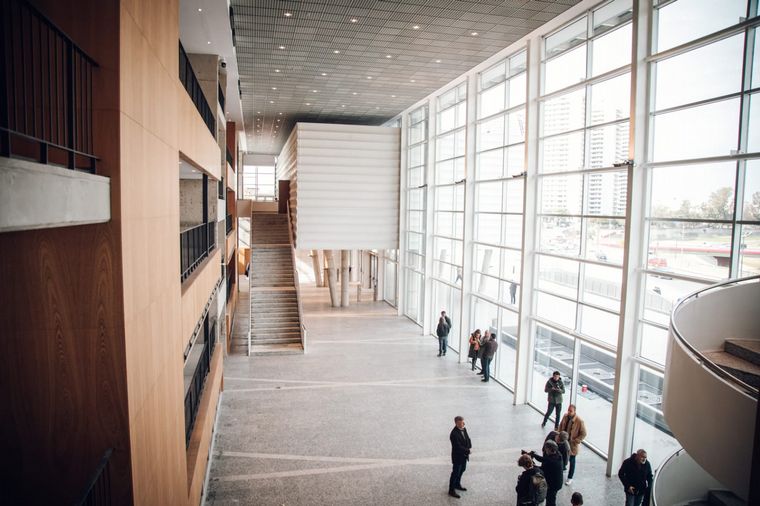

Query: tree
751,191,760,221
700,187,733,221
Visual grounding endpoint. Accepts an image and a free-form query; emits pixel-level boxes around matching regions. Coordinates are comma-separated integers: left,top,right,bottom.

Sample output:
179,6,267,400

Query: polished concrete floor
206,285,625,505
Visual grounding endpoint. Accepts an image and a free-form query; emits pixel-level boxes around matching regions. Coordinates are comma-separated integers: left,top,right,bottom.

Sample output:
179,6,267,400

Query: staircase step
703,350,760,389
251,337,301,345
707,489,746,506
249,343,303,356
725,339,760,367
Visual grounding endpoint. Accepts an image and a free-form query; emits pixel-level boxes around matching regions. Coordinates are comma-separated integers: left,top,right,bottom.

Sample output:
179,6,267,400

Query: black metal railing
226,213,233,235
180,221,215,282
178,42,215,137
226,147,233,168
184,318,216,447
218,176,224,199
217,82,225,110
226,267,234,301
74,448,113,506
0,0,99,172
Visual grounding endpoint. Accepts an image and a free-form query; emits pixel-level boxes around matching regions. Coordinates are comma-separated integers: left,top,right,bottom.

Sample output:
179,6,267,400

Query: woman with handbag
467,329,482,371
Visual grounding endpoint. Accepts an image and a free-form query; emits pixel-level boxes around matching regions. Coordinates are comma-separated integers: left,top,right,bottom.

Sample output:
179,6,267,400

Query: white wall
280,123,401,250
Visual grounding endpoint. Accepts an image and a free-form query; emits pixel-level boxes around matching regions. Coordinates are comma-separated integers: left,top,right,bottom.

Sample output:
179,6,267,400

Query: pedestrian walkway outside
206,284,625,505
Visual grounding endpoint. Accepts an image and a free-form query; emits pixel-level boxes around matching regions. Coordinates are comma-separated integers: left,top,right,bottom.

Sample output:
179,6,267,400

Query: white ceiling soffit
180,0,245,146
179,159,204,179
232,0,581,155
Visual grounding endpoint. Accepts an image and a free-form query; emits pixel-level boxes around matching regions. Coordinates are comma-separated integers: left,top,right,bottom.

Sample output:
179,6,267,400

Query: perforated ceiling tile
233,0,580,154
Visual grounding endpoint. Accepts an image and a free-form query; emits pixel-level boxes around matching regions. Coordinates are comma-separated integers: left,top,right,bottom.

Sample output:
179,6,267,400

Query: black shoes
481,379,489,382
455,486,467,491
437,353,441,357
448,490,461,498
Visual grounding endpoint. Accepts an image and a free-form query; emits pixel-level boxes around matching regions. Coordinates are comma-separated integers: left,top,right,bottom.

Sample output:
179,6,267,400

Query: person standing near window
541,371,565,429
437,310,451,357
559,404,587,486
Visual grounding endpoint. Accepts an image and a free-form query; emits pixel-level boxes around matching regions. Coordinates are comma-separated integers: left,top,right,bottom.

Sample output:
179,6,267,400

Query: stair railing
286,202,306,351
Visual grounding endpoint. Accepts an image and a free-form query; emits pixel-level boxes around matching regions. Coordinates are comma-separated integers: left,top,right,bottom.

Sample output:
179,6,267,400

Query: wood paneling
178,90,222,181
180,250,222,349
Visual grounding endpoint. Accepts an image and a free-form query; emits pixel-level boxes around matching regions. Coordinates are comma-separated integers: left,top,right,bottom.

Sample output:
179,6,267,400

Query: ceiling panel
232,0,581,154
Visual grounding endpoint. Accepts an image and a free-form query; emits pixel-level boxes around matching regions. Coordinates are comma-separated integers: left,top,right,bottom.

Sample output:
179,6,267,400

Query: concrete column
340,250,350,307
350,250,359,282
310,250,323,287
325,250,339,307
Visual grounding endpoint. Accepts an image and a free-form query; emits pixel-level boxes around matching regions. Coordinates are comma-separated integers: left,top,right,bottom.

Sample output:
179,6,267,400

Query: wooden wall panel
0,0,132,504
178,90,222,181
180,250,222,349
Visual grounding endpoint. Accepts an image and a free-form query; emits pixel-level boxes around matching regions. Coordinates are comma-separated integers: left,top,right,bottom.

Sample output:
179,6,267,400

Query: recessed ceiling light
274,69,281,73
257,111,261,114
312,89,318,92
391,95,396,98
410,79,416,83
269,100,274,103
333,50,340,54
272,87,277,90
207,41,211,45
352,92,357,95
279,46,285,50
278,112,283,115
284,12,292,17
413,25,420,29
321,72,327,76
351,18,358,23
471,32,478,36
306,102,311,105
277,119,280,122
386,55,392,58
197,8,202,12
435,59,442,63
367,76,372,79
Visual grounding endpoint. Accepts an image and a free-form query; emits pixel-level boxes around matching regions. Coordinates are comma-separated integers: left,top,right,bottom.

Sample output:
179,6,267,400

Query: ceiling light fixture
342,104,346,107
306,102,311,105
272,87,277,90
352,92,357,95
367,76,372,79
410,79,416,83
278,112,283,115
333,50,340,54
269,100,274,103
391,95,396,98
207,41,211,45
275,69,281,73
278,45,285,50
471,32,478,36
312,89,318,92
386,55,392,58
284,12,292,17
413,25,420,29
435,59,442,63
197,8,202,12
350,18,358,23
321,72,327,76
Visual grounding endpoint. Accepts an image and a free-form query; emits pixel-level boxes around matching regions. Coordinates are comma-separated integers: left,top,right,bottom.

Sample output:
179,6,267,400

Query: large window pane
542,88,586,136
593,0,633,36
585,172,628,217
478,116,505,151
540,217,582,256
576,342,616,452
480,83,506,118
474,244,500,275
475,182,502,212
541,174,583,215
472,297,499,336
497,308,519,389
476,214,501,243
587,122,629,169
647,221,733,280
585,218,626,264
545,17,588,58
738,224,760,276
655,0,747,53
405,270,423,324
545,45,587,94
650,162,737,220
477,149,504,180
640,323,668,366
654,34,744,111
591,23,632,76
537,292,576,329
579,305,619,348
590,73,630,125
582,263,623,311
652,98,740,162
748,93,760,154
541,131,585,173
509,73,527,108
743,160,760,221
538,255,579,298
632,366,679,468
501,249,522,283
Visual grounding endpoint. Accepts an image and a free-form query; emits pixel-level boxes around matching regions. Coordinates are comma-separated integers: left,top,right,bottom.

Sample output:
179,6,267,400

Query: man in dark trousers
541,371,565,429
448,416,471,498
437,310,452,357
618,449,652,506
481,332,498,382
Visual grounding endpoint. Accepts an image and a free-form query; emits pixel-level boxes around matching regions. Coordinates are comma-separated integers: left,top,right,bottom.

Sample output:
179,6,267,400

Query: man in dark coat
618,449,652,506
448,416,471,498
541,371,565,429
481,332,498,382
437,310,452,357
516,454,543,505
531,440,564,506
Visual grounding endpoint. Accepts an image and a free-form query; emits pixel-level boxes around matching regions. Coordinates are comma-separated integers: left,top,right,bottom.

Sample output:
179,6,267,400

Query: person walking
437,311,451,357
448,416,472,498
509,281,517,304
481,332,498,382
558,404,587,485
618,449,652,506
516,454,546,505
530,440,564,506
541,371,565,429
467,329,482,371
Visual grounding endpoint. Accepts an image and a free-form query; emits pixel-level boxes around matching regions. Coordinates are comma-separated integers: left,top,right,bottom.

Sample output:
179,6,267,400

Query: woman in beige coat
558,404,587,485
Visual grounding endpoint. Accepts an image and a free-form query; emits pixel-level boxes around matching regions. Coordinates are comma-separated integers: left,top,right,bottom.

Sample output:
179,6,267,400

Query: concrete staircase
248,213,303,355
703,338,760,389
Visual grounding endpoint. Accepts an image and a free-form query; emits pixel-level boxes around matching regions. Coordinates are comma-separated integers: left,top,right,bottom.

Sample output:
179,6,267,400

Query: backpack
531,468,548,504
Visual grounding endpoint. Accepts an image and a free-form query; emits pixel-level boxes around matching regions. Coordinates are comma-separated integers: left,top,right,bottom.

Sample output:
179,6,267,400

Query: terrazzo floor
205,285,625,505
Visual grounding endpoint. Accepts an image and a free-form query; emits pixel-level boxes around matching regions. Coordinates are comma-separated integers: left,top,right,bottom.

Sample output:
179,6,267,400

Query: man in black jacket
530,440,564,506
448,416,471,498
481,333,498,382
437,311,452,357
618,449,652,506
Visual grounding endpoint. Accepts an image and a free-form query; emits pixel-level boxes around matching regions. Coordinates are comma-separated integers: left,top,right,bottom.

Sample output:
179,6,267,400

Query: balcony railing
0,0,99,172
226,213,233,235
218,176,224,199
178,42,215,138
180,221,215,282
226,147,233,168
74,448,113,506
226,267,234,301
184,319,216,448
218,82,225,111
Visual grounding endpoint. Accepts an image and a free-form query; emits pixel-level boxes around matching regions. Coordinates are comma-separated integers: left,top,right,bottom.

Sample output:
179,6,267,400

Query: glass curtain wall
632,0,760,466
471,50,528,389
432,83,467,352
404,106,428,324
530,0,633,454
242,165,276,201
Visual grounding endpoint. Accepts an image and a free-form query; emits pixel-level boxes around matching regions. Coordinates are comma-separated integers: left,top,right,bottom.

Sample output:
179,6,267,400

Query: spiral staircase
652,276,760,506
